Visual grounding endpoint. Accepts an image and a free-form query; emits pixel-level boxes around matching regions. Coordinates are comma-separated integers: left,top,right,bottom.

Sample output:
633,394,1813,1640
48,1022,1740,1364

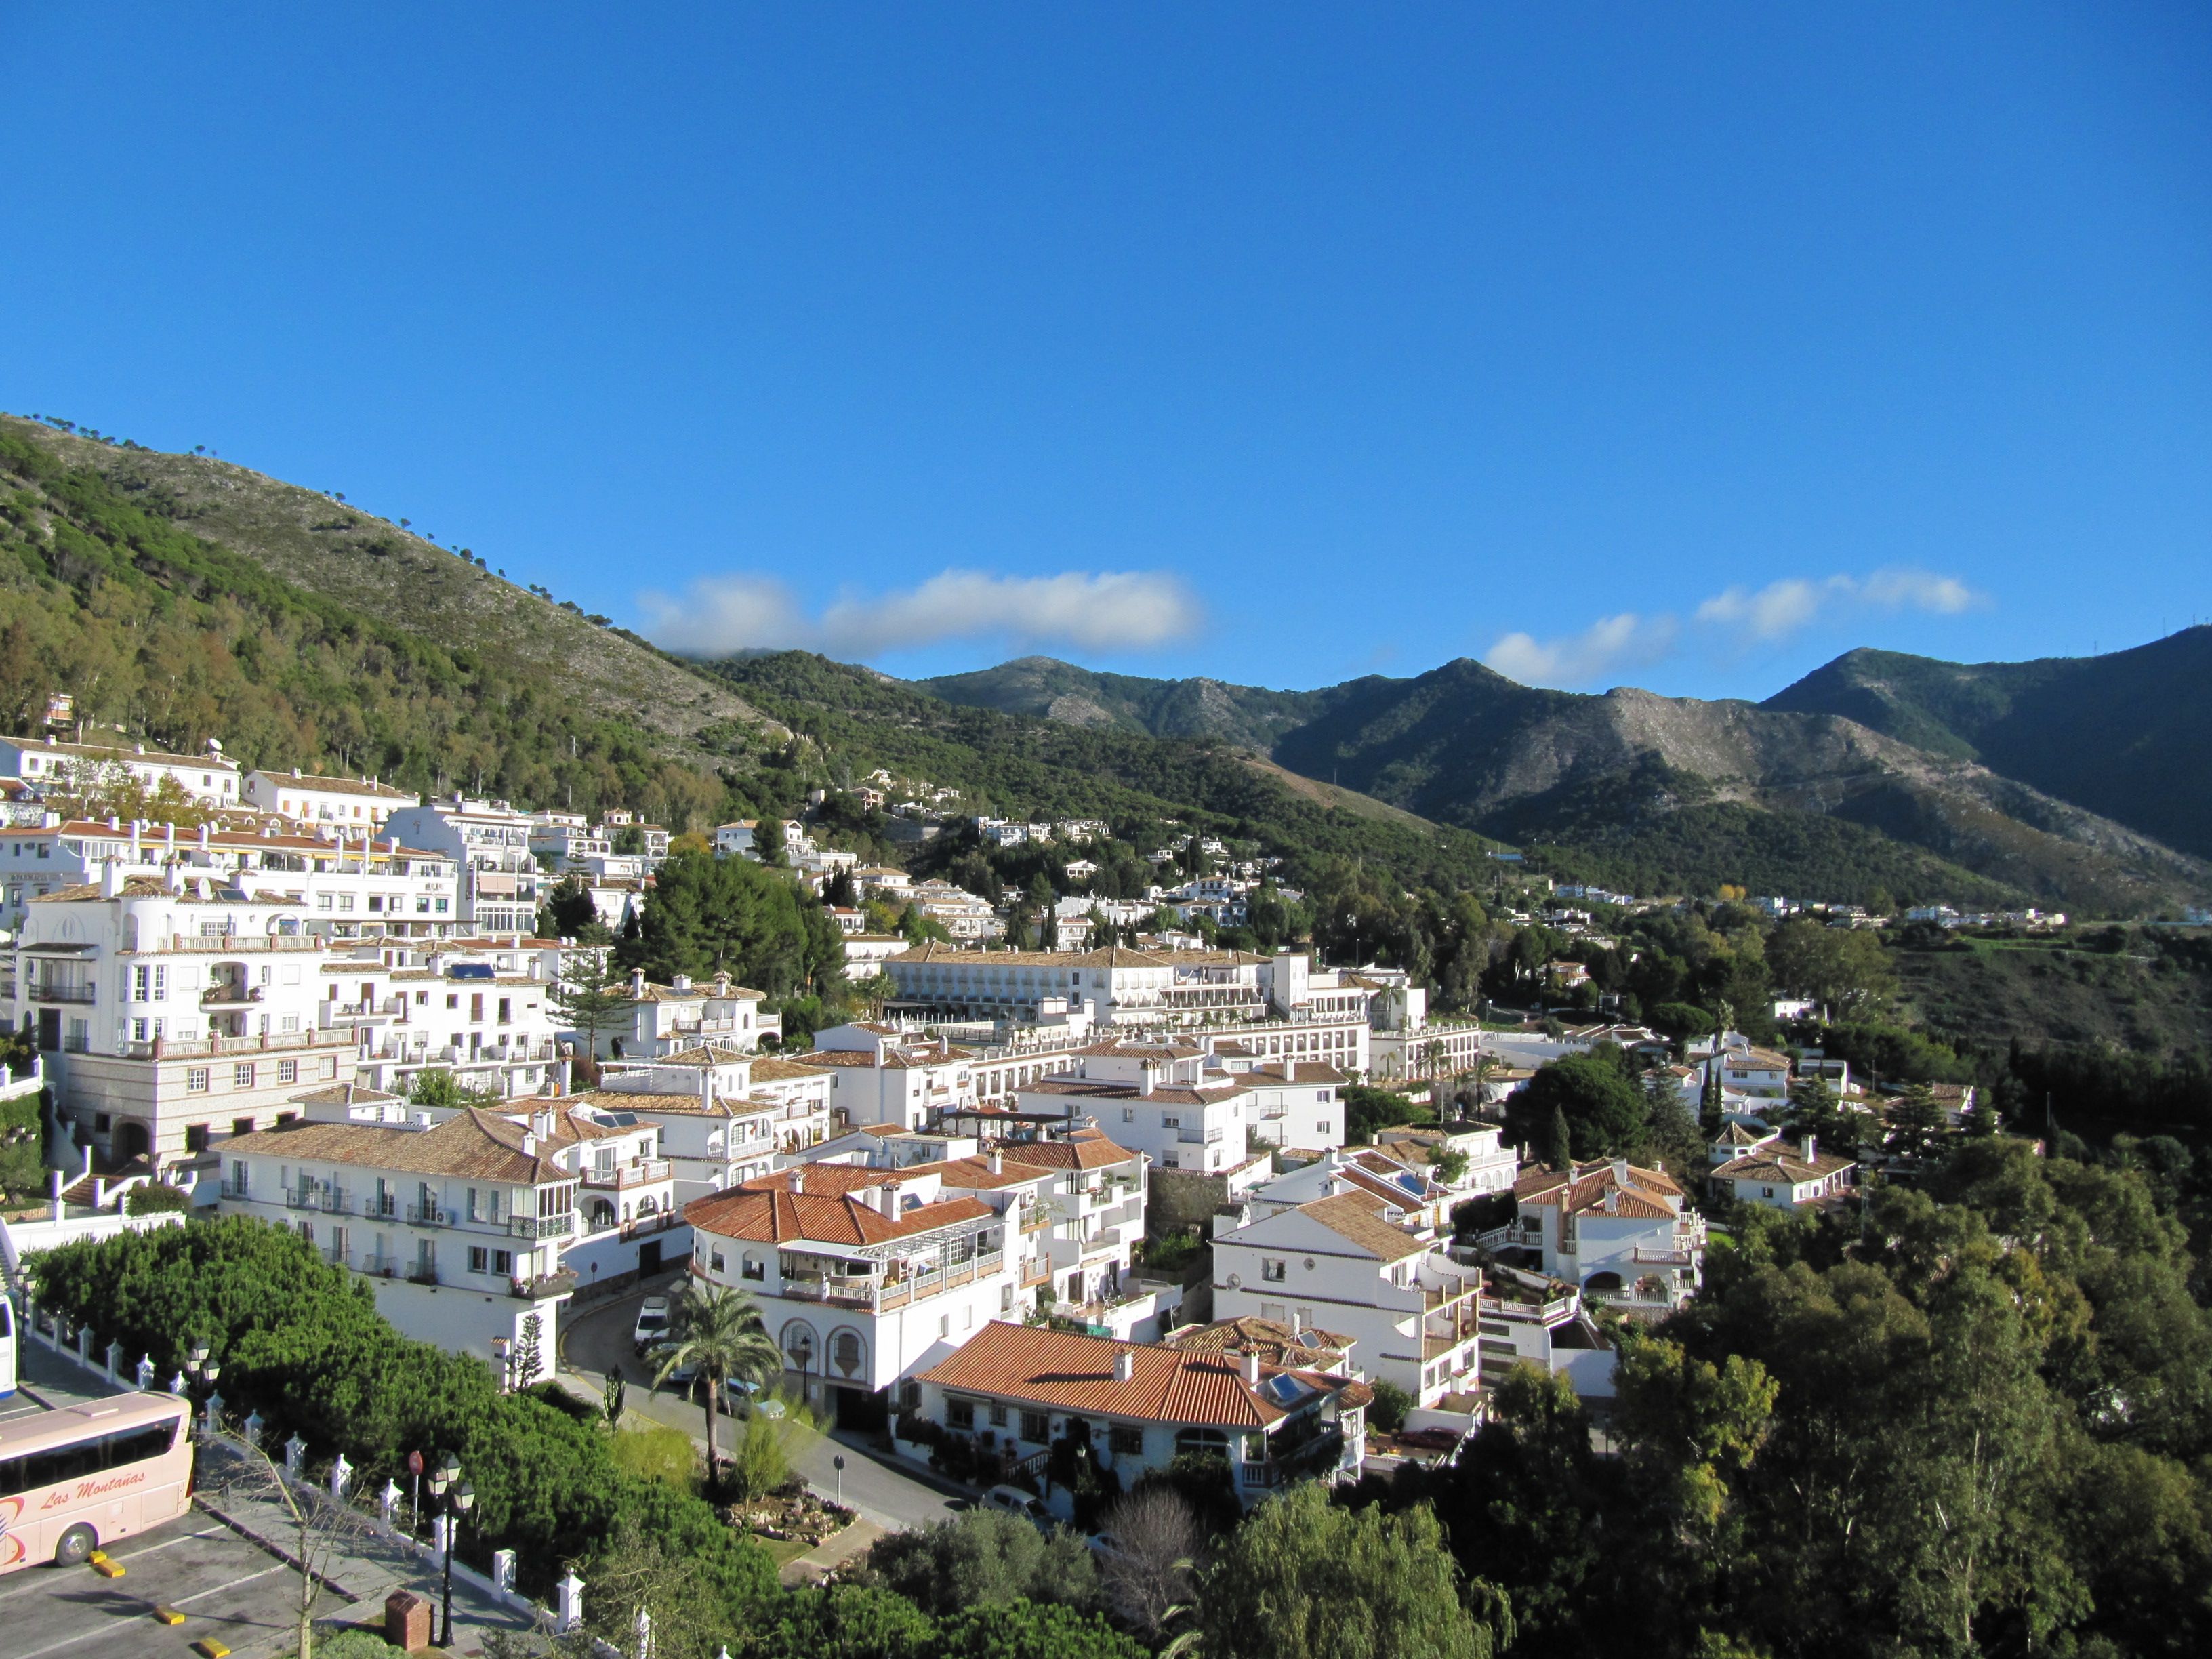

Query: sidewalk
192,1438,539,1656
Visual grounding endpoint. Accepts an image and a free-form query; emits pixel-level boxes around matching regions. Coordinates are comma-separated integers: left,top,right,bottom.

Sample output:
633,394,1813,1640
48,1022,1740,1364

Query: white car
632,1296,671,1356
981,1485,1050,1527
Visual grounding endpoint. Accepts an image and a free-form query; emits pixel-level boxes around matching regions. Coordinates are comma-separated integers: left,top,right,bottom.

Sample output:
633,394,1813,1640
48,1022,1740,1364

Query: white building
1212,1191,1485,1409
684,1160,1033,1421
382,798,543,935
907,1321,1366,1513
1493,1158,1706,1314
0,733,240,806
1709,1132,1856,1211
12,872,350,1179
888,943,1313,1027
595,970,775,1060
245,769,419,830
217,1093,579,1361
1017,1041,1251,1176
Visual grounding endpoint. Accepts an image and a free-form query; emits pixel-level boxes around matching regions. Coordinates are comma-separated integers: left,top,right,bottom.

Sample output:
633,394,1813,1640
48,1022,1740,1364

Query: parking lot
0,1513,329,1659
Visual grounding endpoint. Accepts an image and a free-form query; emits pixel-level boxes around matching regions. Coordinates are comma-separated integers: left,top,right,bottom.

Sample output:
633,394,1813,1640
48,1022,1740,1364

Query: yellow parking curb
192,1641,232,1658
152,1606,187,1625
89,1555,125,1578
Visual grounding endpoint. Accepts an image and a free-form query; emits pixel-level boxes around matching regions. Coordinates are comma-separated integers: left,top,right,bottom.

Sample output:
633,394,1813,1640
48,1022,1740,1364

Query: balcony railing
582,1158,671,1190
33,983,96,1004
318,1187,352,1214
781,1248,1006,1312
510,1212,575,1241
220,1179,251,1202
408,1203,450,1227
201,983,264,1006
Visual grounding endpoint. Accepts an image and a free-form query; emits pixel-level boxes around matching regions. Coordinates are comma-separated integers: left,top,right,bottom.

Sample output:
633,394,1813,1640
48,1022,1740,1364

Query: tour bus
0,1294,15,1398
0,1393,194,1571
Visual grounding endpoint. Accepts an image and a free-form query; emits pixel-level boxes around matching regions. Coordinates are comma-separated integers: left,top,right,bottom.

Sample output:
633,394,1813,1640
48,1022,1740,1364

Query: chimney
522,1132,538,1156
672,972,692,994
791,1166,806,1195
987,1149,1003,1175
1612,1156,1630,1185
1113,1351,1134,1383
1290,1309,1303,1336
1604,1188,1618,1214
1799,1134,1816,1163
292,767,301,777
630,969,645,998
1241,1351,1261,1387
100,859,124,898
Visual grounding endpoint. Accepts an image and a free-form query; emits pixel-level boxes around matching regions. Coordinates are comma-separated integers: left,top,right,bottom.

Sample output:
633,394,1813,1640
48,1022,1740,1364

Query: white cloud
1484,612,1680,689
1696,567,1979,643
639,568,1204,659
1484,565,1982,689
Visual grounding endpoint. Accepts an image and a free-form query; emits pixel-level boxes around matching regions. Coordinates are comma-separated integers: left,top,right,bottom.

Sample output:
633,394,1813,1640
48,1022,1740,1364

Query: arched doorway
1582,1270,1624,1296
117,1121,151,1164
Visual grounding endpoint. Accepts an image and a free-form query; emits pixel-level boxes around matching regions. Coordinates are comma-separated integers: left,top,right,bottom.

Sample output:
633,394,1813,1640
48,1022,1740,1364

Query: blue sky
4,5,2208,697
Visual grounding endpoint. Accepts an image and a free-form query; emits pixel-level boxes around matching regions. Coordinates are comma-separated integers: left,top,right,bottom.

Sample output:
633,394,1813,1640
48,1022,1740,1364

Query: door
37,1008,60,1050
638,1240,663,1277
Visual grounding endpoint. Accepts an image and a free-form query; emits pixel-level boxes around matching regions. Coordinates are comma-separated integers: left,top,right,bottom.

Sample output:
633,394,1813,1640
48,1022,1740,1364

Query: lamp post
183,1341,222,1435
426,1453,474,1647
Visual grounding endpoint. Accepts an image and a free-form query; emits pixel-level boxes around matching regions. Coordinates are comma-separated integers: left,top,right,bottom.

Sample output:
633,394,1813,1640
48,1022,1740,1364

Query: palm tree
649,1281,782,1491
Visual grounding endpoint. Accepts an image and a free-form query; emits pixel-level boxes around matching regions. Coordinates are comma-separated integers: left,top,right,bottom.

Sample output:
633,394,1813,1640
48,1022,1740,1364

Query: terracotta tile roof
255,771,416,800
1515,1158,1683,1221
223,1107,571,1184
917,1322,1355,1429
684,1187,994,1246
640,1044,754,1068
563,1087,737,1119
1298,1191,1429,1261
284,1083,402,1109
903,1155,1055,1191
1712,1148,1855,1183
991,1135,1142,1172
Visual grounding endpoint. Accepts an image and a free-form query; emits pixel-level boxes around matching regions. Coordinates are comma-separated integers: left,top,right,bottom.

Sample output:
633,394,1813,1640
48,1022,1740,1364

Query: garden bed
730,1480,855,1549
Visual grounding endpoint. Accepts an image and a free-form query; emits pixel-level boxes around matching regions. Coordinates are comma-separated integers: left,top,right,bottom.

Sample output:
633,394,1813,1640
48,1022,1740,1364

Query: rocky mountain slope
920,652,2212,913
1763,630,2212,861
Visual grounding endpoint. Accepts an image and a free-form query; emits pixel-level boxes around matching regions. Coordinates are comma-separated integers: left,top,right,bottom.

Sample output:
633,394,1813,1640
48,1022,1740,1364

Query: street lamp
184,1341,222,1432
426,1453,473,1646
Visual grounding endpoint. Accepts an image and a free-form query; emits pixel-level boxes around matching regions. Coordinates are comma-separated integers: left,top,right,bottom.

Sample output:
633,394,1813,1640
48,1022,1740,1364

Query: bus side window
0,1299,12,1335
0,1456,20,1492
105,1424,175,1465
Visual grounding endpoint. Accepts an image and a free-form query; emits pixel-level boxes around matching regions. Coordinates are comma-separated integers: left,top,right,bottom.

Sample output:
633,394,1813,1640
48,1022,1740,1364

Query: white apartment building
595,970,775,1059
382,798,543,935
1015,1040,1252,1176
887,943,1314,1027
1212,1057,1345,1150
1490,1158,1706,1314
798,1023,979,1132
0,818,460,939
904,883,1004,945
318,939,569,1101
0,734,241,805
684,1160,1032,1422
1212,1191,1485,1408
988,1130,1160,1333
218,1094,579,1358
590,1046,834,1191
527,814,610,872
13,873,352,1177
245,769,420,829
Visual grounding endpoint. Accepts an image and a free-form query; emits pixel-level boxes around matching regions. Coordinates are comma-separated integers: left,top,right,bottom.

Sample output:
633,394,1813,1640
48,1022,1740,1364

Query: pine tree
1544,1105,1573,1174
547,945,631,1061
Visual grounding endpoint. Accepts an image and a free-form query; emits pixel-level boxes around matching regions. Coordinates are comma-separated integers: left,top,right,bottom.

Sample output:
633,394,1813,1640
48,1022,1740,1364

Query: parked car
632,1295,670,1357
981,1485,1050,1527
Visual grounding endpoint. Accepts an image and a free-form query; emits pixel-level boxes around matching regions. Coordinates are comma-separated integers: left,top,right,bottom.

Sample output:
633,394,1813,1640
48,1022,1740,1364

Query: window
233,1063,255,1089
1018,1409,1050,1441
1122,1107,1134,1122
320,1057,338,1080
947,1397,975,1431
184,1124,209,1153
469,1246,489,1273
1109,1424,1143,1456
230,1116,254,1138
710,1250,727,1273
1316,1121,1330,1136
0,1417,180,1494
741,1252,764,1282
277,1059,298,1084
1261,1258,1287,1282
493,1249,512,1275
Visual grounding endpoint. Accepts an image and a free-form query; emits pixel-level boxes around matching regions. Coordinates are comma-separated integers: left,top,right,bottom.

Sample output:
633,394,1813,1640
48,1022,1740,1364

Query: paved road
558,1281,965,1537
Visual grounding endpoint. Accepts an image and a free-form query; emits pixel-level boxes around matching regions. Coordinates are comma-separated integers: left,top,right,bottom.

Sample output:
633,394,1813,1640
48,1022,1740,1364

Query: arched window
830,1327,867,1380
1582,1270,1624,1295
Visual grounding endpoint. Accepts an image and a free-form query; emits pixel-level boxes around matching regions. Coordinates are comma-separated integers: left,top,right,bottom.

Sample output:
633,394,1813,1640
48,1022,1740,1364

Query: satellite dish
1225,1273,1242,1290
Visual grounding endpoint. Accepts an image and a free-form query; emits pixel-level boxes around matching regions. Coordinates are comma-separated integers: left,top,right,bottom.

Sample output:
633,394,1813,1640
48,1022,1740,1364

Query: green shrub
1368,1380,1414,1433
124,1181,192,1215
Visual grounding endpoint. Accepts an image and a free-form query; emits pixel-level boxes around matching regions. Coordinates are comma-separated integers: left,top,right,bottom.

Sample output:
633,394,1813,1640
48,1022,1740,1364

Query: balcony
1176,1126,1225,1146
509,1212,576,1241
33,983,96,1004
318,1187,352,1214
362,1193,398,1219
220,1179,251,1202
359,1255,403,1278
582,1158,671,1191
781,1248,1006,1312
408,1203,450,1227
201,984,264,1008
512,1267,579,1301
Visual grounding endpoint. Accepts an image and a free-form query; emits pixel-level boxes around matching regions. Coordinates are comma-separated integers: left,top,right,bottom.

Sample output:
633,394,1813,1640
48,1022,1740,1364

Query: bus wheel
54,1524,97,1568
